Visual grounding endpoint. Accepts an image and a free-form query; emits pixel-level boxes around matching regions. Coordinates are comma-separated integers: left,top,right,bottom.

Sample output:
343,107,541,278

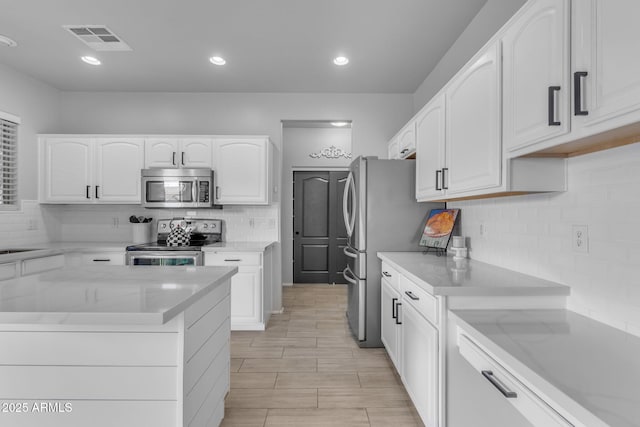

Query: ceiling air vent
63,25,132,51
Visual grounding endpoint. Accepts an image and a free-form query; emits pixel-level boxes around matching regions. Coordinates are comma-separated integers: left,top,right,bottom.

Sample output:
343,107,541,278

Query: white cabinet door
180,138,213,168
388,138,399,159
41,138,94,202
95,138,144,203
446,42,502,197
213,138,270,204
401,301,439,427
503,0,571,152
398,122,416,158
573,0,640,129
230,266,262,326
381,279,401,370
144,138,179,168
415,94,446,201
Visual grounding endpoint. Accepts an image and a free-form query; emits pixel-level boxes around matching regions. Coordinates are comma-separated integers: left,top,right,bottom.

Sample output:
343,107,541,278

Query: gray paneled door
293,171,348,283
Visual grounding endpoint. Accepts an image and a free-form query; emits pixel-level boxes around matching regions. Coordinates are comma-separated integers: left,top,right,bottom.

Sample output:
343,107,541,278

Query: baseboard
231,322,265,331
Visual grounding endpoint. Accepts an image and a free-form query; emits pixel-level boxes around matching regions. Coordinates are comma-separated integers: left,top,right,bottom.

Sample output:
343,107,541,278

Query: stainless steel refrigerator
342,156,443,347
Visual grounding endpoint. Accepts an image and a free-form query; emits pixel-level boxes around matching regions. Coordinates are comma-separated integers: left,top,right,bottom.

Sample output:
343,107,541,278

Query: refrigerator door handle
343,245,358,259
342,266,357,285
342,172,356,237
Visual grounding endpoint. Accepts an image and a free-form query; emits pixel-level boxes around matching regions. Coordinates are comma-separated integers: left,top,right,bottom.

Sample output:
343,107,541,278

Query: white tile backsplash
450,142,640,337
42,203,279,244
0,201,50,247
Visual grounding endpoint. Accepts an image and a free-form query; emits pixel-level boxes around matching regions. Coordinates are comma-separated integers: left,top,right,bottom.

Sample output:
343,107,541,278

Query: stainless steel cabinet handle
442,168,448,190
216,186,220,200
86,185,90,199
435,170,442,191
92,259,111,262
172,152,176,166
224,258,242,262
392,297,398,319
95,185,100,199
481,371,518,398
181,152,185,166
382,271,392,277
395,302,402,325
405,291,419,300
548,86,561,126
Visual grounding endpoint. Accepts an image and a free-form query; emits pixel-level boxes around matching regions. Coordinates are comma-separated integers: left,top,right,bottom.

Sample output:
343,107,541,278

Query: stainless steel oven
141,168,213,209
125,251,203,266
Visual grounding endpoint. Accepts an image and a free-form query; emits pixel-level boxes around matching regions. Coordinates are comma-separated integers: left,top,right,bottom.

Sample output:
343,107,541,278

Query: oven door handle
193,178,199,204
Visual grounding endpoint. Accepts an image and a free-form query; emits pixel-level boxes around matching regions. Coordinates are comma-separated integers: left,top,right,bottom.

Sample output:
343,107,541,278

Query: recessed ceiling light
209,56,226,66
331,122,349,127
81,56,101,65
333,56,349,66
0,35,17,48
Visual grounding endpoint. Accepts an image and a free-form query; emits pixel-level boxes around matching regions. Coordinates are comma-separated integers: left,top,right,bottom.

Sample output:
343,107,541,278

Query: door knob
295,231,300,235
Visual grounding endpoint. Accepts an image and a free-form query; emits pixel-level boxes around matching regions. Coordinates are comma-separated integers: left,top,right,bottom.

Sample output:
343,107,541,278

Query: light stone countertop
452,309,640,427
377,252,569,297
0,265,237,325
0,241,278,264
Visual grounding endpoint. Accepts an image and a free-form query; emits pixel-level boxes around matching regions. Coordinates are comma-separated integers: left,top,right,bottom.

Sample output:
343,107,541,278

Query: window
0,111,19,210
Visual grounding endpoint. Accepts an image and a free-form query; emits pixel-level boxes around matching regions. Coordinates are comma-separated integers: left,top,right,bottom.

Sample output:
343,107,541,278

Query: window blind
0,118,18,209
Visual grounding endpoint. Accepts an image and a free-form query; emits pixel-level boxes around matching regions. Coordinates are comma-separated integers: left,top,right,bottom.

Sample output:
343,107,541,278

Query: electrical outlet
572,225,589,253
479,223,486,238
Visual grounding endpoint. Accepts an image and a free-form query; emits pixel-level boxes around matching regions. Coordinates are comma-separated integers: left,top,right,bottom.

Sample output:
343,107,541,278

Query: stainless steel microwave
141,168,213,208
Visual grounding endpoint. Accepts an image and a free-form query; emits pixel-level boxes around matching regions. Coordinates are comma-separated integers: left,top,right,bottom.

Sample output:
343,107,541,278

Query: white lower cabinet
401,301,439,427
381,262,441,427
205,250,271,330
457,331,573,427
0,263,17,281
21,255,65,276
380,279,401,368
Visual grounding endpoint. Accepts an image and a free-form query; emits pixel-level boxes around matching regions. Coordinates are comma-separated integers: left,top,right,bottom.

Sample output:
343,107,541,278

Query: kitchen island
0,265,237,427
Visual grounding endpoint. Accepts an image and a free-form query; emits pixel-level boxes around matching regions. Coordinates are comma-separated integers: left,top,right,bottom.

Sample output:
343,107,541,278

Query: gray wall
0,63,61,201
412,0,527,112
281,127,352,283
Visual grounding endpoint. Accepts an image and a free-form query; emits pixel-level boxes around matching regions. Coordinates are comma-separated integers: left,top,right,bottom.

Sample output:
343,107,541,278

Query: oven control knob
161,223,167,229
210,223,216,229
203,224,208,229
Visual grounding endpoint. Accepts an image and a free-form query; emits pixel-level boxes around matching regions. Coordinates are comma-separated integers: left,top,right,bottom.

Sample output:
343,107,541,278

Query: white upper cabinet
388,137,400,159
41,138,93,202
445,42,502,196
573,0,640,129
144,138,212,169
397,122,416,158
213,137,271,205
41,137,144,204
180,138,213,168
502,0,571,152
95,138,144,202
415,94,446,201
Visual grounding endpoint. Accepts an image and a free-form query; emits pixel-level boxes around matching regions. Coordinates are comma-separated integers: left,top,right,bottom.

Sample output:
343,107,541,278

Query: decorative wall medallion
309,146,352,159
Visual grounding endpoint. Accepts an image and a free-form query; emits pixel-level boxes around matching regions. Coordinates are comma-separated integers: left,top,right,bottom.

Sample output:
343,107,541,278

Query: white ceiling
0,0,487,93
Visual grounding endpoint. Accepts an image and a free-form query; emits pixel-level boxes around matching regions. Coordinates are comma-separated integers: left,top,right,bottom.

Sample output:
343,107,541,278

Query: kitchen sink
0,249,39,255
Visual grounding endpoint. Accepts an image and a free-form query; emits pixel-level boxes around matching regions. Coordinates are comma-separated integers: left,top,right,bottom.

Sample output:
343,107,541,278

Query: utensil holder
132,223,152,244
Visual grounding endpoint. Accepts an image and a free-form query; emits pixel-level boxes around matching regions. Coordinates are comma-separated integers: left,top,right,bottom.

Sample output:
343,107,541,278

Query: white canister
452,235,465,248
132,223,152,244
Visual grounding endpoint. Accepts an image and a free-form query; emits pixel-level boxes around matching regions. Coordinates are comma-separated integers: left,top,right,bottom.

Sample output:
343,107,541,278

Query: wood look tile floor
222,284,424,427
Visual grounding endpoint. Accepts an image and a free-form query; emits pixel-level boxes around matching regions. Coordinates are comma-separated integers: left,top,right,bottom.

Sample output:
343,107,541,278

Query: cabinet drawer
0,263,17,281
205,252,261,266
380,262,399,291
82,252,125,265
21,255,65,276
399,276,438,326
458,332,573,427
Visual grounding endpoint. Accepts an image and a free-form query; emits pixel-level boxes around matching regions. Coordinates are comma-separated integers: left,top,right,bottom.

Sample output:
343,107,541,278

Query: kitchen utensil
129,215,139,223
